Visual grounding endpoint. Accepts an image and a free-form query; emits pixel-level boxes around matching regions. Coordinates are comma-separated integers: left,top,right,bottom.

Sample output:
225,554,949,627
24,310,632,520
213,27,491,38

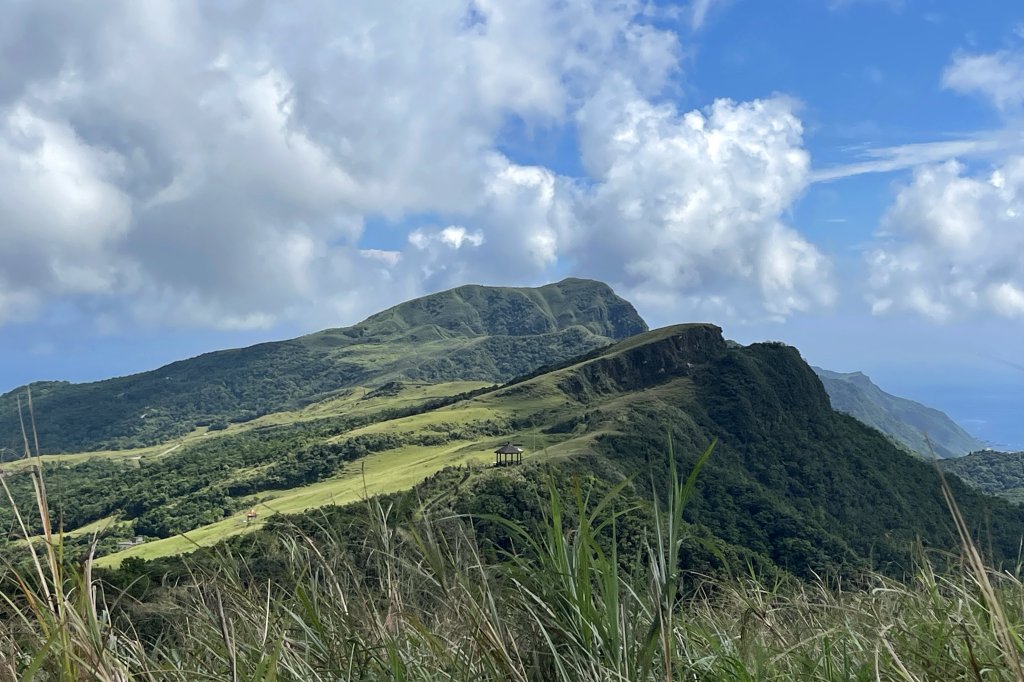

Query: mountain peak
2,279,647,453
349,278,647,341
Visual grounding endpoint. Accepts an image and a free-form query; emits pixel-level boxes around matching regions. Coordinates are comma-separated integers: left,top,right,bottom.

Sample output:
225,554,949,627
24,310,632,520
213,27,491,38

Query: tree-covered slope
941,450,1024,504
25,324,1020,579
814,367,984,458
481,326,1024,576
0,278,646,453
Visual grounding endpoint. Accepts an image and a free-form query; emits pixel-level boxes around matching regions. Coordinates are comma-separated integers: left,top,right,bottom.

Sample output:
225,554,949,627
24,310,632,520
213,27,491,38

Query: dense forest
942,449,1024,504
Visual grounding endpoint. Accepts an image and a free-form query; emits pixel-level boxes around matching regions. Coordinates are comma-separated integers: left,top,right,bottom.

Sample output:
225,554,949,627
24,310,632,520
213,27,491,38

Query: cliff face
560,331,1021,579
557,325,726,402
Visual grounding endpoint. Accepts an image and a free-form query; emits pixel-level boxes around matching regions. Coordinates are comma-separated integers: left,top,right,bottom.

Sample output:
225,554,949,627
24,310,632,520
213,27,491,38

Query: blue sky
1,0,1023,448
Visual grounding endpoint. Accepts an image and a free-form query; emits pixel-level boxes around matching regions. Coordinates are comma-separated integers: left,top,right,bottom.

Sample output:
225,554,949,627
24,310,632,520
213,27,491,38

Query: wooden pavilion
494,442,523,467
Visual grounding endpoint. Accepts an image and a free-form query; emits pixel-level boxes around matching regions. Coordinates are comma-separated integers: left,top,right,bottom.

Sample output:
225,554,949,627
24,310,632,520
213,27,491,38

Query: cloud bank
0,0,833,330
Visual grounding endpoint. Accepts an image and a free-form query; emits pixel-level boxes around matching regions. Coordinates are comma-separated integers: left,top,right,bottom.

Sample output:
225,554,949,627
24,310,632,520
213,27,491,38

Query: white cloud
394,87,837,322
866,46,1024,323
811,132,1024,182
0,0,682,329
440,226,486,249
409,226,485,251
688,0,725,30
944,50,1024,112
360,249,402,267
473,159,572,270
991,282,1024,317
572,81,833,320
868,160,1024,321
0,289,37,326
0,106,131,309
0,0,833,331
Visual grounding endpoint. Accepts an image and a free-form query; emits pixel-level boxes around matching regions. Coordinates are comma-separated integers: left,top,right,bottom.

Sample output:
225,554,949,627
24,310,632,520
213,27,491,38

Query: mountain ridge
30,321,1018,579
0,278,646,453
814,366,984,458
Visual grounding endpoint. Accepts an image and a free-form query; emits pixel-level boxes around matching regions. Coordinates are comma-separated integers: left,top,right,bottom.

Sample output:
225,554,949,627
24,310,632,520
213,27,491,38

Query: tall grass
3,431,1024,680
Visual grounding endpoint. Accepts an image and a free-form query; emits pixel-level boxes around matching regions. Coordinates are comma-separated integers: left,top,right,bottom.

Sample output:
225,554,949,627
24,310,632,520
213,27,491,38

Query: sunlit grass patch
94,440,505,567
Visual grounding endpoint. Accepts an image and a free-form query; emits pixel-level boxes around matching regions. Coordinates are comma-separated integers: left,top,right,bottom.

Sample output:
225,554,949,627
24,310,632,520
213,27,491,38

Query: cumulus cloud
0,0,832,331
392,91,834,322
868,160,1024,320
868,46,1024,322
0,0,684,328
573,81,832,320
397,155,579,291
0,105,131,322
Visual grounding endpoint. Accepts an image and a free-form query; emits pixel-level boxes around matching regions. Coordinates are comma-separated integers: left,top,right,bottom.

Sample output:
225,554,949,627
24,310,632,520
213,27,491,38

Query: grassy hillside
0,278,646,453
9,445,1024,680
942,449,1024,504
8,322,1024,679
814,367,985,458
7,324,1023,582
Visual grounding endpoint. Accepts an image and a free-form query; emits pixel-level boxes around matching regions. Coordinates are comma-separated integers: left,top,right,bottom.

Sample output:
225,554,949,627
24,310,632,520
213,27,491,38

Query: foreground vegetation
4,433,1024,681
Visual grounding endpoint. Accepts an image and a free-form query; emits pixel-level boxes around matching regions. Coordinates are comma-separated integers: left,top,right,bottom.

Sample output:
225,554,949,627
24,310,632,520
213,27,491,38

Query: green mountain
557,329,1024,575
813,367,985,459
0,278,646,454
6,324,1023,581
941,450,1024,504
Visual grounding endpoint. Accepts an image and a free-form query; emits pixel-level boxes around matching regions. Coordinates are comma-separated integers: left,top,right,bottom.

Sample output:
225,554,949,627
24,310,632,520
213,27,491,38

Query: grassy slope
92,380,585,566
80,323,1024,578
2,381,492,472
96,442,494,565
0,278,647,453
815,367,985,458
90,328,709,566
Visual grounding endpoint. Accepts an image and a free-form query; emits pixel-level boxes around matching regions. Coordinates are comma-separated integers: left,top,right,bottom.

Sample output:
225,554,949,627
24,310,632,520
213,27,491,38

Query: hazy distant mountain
814,368,985,459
